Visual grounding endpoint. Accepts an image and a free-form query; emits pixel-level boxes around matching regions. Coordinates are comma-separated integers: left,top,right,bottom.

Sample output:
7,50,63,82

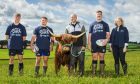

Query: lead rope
70,43,85,57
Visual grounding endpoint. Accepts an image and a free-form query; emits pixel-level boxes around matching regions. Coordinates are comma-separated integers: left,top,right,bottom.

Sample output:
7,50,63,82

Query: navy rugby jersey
5,23,27,49
89,21,109,45
33,26,53,50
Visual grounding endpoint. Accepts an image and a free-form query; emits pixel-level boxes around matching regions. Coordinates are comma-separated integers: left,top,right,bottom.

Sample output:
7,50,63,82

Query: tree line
0,40,139,49
0,40,30,49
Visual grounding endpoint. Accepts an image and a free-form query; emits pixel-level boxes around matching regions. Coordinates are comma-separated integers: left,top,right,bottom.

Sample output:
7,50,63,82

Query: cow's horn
48,29,61,37
71,32,86,38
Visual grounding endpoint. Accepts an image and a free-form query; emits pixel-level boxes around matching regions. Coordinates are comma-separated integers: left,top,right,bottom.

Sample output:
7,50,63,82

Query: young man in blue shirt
5,13,27,76
88,10,110,76
30,17,54,76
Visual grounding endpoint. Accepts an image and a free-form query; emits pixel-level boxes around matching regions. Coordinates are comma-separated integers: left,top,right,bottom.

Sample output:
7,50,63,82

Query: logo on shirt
39,29,50,37
120,30,124,32
93,24,103,33
10,28,21,37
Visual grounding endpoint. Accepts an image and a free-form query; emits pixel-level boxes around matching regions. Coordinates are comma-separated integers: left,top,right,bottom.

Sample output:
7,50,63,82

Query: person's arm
102,32,110,46
30,28,37,51
50,28,54,51
50,37,54,51
5,25,10,40
106,23,110,42
88,33,91,50
88,24,93,50
109,29,113,45
23,36,26,41
109,29,114,52
103,24,110,46
22,26,27,41
106,32,110,42
123,27,129,52
81,25,87,49
30,35,36,51
124,27,129,47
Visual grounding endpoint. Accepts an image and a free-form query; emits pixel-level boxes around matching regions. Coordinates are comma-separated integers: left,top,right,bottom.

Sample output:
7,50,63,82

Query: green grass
0,44,140,84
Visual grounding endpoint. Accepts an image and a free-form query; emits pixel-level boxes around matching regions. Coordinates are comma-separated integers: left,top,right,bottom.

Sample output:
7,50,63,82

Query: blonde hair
114,17,124,27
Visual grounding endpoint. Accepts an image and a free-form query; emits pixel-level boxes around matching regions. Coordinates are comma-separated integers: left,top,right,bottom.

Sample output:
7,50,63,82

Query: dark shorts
9,49,23,56
91,44,106,53
35,49,50,56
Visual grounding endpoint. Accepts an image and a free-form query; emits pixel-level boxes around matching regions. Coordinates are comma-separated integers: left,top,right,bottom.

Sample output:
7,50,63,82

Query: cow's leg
57,62,61,73
55,55,61,74
66,55,71,73
55,56,58,74
78,51,85,77
69,55,76,76
74,58,78,72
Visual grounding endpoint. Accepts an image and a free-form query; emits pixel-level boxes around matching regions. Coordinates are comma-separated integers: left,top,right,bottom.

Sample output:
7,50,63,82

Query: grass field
0,44,140,84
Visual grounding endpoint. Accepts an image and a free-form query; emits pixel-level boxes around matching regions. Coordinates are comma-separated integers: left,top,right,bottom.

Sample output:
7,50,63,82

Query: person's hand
81,46,85,50
123,46,127,52
109,45,112,52
50,45,53,51
102,39,108,46
88,44,91,51
30,45,35,52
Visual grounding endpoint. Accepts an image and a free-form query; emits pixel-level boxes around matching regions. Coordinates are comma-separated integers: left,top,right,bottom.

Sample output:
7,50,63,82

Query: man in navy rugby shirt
30,17,54,76
5,13,27,76
88,10,110,76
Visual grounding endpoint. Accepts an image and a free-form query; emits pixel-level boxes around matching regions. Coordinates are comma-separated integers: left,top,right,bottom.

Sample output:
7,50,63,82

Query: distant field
0,43,139,84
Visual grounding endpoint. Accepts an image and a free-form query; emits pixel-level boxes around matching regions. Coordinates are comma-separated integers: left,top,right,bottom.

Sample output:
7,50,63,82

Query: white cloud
0,0,140,42
111,0,140,42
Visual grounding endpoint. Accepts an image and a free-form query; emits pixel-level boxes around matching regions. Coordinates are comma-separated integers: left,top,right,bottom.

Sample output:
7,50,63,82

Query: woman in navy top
110,17,129,76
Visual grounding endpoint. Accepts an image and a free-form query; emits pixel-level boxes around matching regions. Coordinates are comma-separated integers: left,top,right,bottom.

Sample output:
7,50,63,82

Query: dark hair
41,17,48,20
15,13,21,17
96,10,102,14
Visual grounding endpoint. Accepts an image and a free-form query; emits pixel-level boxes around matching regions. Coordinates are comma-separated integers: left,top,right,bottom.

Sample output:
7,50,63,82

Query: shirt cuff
125,43,128,47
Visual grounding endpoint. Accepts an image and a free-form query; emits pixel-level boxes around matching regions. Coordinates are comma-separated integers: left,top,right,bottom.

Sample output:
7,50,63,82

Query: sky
0,0,140,42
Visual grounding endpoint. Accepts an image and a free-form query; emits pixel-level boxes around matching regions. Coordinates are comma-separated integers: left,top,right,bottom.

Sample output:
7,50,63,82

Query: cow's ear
55,37,62,42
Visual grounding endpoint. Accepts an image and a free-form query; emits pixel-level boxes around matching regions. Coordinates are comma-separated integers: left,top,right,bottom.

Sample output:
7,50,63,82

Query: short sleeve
33,28,37,35
5,25,11,35
105,23,110,32
22,26,27,36
124,27,129,43
49,28,53,33
89,24,93,33
48,28,53,36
